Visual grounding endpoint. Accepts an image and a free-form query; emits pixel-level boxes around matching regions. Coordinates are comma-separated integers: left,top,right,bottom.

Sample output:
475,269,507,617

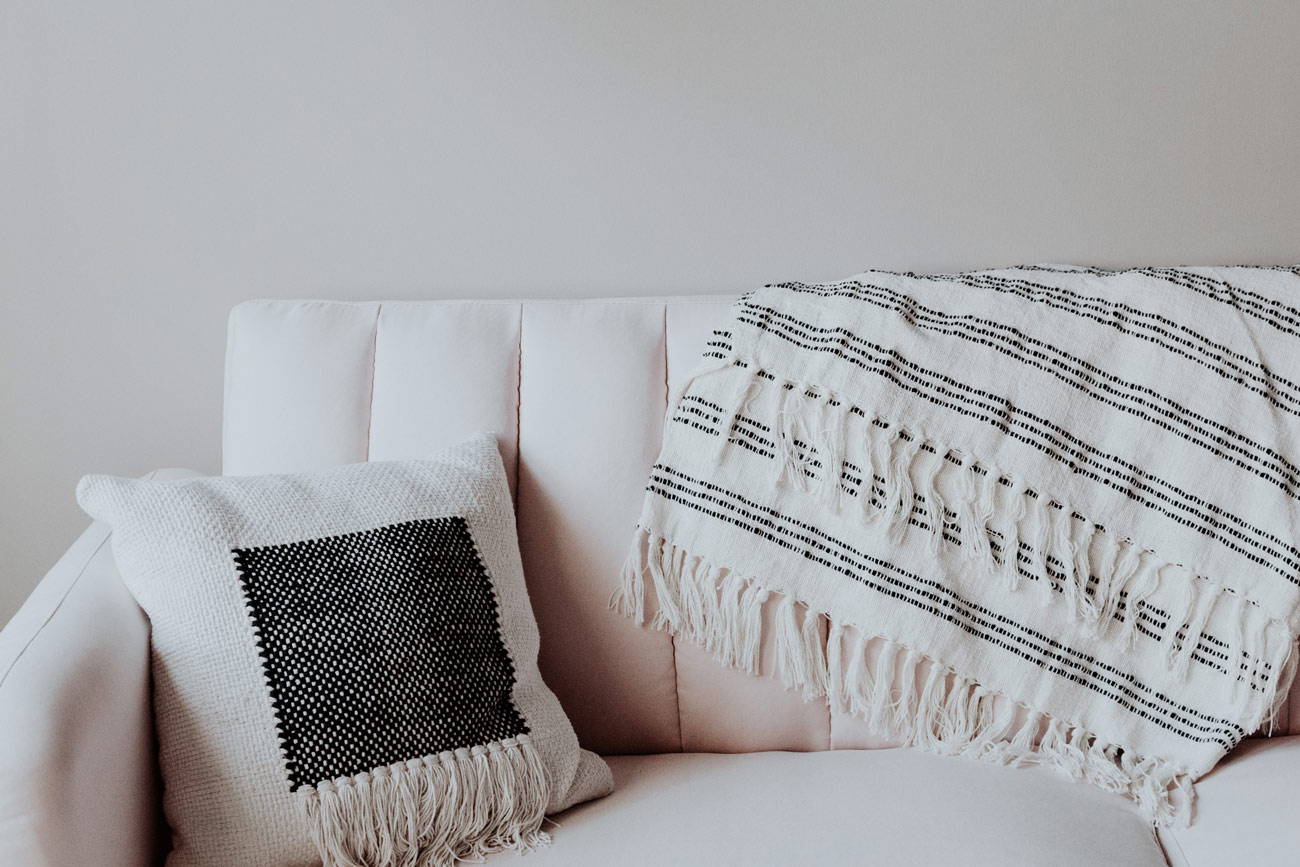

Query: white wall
3,1,1299,623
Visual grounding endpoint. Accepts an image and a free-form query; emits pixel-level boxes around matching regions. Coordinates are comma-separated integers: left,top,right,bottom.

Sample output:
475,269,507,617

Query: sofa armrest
1158,735,1300,867
0,469,199,867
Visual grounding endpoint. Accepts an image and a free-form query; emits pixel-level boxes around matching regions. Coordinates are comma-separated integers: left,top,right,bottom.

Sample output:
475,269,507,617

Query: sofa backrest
223,299,1298,754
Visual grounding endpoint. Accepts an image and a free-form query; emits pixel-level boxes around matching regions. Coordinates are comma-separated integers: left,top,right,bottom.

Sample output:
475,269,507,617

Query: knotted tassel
771,383,801,490
857,420,883,522
888,647,922,732
1072,517,1102,623
826,622,847,714
611,528,649,624
1049,501,1081,616
675,550,705,638
736,582,769,674
1009,710,1042,761
646,534,682,631
997,478,1029,590
969,692,1017,759
919,446,948,554
1091,534,1128,635
1116,551,1161,650
844,631,873,719
960,455,996,565
1222,591,1249,704
1025,494,1056,606
1242,601,1272,721
799,606,829,699
773,595,805,692
1159,569,1198,665
815,396,848,509
866,422,896,522
786,386,816,491
1170,580,1221,680
714,571,749,665
867,640,899,732
910,660,948,750
774,596,830,700
887,433,924,543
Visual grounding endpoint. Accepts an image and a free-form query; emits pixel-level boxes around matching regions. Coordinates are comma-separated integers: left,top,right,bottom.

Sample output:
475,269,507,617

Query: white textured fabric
77,434,611,866
618,267,1300,826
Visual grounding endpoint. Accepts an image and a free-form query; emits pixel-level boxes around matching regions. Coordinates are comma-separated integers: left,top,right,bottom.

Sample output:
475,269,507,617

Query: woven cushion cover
77,434,611,866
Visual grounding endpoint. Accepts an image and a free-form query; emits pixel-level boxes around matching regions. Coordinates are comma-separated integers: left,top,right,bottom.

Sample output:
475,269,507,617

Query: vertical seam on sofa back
362,304,381,462
515,303,523,506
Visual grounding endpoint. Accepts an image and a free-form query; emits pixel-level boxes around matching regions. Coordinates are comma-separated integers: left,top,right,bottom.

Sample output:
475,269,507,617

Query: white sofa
2,298,1297,866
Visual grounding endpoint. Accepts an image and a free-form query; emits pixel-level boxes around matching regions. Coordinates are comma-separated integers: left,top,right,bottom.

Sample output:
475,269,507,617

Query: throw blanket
615,266,1300,826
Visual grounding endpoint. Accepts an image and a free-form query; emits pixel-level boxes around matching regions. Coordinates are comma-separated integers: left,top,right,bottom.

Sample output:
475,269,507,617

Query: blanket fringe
614,531,1300,828
694,365,1282,687
298,735,549,867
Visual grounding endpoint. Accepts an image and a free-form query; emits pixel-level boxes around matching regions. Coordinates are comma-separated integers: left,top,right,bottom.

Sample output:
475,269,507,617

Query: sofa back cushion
222,299,1299,753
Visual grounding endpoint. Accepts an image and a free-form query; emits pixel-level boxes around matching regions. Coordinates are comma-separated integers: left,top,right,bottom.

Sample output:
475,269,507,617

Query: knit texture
616,267,1300,826
79,434,612,866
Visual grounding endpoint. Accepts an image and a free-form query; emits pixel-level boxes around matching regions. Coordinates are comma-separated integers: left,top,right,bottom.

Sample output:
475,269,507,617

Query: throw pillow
78,433,612,867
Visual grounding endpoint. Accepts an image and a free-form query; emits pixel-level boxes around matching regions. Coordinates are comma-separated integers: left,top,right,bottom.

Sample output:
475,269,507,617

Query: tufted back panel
223,299,1296,754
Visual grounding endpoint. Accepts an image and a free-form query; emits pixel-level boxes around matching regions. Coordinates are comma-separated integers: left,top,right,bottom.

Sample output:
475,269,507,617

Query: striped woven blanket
615,266,1300,826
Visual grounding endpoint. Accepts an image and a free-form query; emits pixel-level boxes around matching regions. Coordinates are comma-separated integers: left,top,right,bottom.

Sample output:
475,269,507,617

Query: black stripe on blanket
645,463,1248,749
776,280,1300,491
821,271,1300,411
732,304,1300,584
669,397,1271,690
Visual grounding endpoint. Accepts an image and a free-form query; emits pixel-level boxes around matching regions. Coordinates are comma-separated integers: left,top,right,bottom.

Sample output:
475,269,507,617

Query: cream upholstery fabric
507,750,1169,866
1158,736,1300,867
0,468,197,867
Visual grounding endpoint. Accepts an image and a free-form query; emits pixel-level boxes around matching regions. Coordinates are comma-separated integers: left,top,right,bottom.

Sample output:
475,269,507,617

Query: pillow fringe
297,735,550,867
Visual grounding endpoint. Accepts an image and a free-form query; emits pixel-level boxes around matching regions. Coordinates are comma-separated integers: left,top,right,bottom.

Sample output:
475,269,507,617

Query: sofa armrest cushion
0,468,199,867
1158,735,1300,867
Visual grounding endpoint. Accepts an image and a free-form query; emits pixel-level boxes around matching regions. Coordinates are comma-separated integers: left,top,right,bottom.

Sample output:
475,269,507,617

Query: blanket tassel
614,529,1300,829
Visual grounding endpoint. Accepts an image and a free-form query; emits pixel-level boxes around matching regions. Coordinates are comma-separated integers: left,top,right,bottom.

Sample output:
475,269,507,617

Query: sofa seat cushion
1158,736,1300,867
504,749,1167,866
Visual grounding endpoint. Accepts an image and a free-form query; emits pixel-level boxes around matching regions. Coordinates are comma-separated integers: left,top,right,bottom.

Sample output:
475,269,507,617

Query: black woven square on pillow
232,516,528,790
